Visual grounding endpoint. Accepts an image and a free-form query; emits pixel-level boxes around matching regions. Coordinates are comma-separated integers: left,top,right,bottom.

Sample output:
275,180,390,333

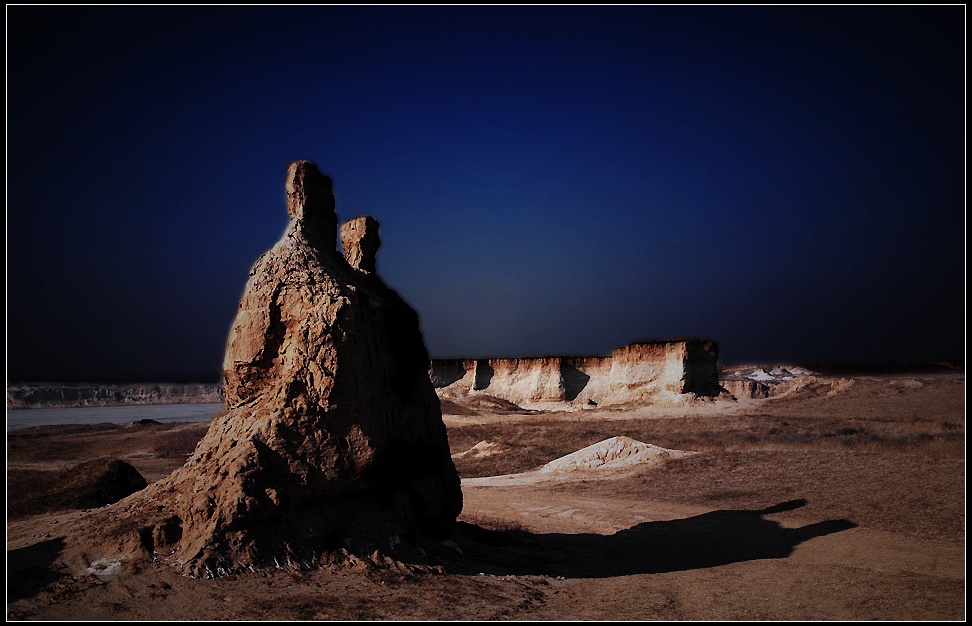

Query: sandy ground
6,370,965,620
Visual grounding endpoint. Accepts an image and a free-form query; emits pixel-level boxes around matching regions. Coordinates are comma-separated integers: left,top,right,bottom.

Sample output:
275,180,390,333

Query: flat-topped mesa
611,339,721,396
431,339,722,408
81,160,462,578
341,216,381,273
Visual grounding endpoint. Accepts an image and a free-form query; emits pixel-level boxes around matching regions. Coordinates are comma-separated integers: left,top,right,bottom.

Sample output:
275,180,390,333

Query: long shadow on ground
4,500,856,599
7,537,67,601
454,499,855,578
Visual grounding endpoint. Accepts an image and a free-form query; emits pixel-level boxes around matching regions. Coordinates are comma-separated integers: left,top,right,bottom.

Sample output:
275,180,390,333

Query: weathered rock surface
340,215,381,273
718,365,818,399
719,378,771,399
83,160,461,577
431,339,721,408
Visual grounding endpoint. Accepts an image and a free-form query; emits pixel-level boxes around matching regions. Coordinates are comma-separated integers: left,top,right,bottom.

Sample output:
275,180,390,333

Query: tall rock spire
80,160,462,578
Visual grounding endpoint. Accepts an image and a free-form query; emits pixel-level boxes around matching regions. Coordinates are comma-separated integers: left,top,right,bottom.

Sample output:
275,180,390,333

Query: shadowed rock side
81,160,461,578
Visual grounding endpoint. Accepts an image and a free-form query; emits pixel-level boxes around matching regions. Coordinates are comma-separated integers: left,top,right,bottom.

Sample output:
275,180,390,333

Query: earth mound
463,436,695,487
10,458,147,518
540,436,695,474
452,441,512,460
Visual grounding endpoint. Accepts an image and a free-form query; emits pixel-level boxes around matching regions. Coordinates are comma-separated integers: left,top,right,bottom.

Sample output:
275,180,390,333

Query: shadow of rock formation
561,363,591,401
429,360,468,388
7,537,67,601
473,360,494,391
454,499,856,578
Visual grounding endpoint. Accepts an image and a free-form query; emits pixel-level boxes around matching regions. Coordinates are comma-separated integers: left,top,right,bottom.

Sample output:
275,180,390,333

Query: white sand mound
462,436,696,486
750,368,777,382
452,440,509,460
539,436,695,474
786,366,817,376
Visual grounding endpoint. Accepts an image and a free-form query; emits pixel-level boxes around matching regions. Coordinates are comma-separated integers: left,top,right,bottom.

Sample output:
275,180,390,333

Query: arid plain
7,366,964,620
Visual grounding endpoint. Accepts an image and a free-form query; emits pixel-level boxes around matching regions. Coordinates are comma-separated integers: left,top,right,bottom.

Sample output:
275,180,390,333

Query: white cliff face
481,358,565,403
608,343,685,395
429,339,721,408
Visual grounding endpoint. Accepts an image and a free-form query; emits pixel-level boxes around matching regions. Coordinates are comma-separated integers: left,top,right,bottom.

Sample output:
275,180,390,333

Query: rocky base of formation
6,383,223,409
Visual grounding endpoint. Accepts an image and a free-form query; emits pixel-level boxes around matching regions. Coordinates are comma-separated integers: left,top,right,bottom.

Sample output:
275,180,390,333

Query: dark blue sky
7,6,965,382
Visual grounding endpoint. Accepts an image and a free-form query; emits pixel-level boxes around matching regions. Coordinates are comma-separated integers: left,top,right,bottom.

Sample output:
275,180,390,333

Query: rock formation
431,339,722,408
340,215,381,273
88,160,461,577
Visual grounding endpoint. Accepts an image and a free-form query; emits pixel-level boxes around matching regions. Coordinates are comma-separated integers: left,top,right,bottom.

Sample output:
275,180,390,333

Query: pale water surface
6,403,223,430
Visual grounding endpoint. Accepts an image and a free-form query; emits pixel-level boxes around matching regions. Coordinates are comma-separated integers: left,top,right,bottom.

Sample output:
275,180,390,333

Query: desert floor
6,369,965,620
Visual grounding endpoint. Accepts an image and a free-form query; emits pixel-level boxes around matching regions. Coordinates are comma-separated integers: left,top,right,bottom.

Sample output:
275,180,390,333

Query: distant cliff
9,339,723,410
6,383,223,409
430,339,721,408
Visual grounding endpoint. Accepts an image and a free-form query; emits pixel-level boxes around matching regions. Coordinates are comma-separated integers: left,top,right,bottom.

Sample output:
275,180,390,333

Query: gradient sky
7,6,966,382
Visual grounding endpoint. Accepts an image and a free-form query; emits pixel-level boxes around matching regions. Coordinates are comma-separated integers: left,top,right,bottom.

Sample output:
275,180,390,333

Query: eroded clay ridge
430,339,721,406
79,160,462,578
